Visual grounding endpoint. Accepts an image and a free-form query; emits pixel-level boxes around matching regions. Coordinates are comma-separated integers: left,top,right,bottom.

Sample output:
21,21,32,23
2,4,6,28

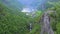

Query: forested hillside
49,1,60,34
0,0,60,34
0,2,42,34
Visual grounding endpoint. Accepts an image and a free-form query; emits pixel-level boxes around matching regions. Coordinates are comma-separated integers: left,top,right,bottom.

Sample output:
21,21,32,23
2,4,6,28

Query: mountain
0,0,24,11
0,0,60,11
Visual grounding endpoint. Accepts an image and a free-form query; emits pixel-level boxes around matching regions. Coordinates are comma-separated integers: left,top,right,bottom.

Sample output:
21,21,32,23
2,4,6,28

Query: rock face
40,11,54,34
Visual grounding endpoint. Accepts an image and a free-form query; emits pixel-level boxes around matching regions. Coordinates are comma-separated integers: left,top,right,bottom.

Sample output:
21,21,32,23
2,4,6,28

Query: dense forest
0,0,60,34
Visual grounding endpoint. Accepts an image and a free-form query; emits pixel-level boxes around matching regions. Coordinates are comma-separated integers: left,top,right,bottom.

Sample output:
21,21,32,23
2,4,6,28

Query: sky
18,0,46,8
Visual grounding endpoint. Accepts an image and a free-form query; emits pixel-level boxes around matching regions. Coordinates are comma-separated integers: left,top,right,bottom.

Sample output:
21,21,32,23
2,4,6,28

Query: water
40,11,54,34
